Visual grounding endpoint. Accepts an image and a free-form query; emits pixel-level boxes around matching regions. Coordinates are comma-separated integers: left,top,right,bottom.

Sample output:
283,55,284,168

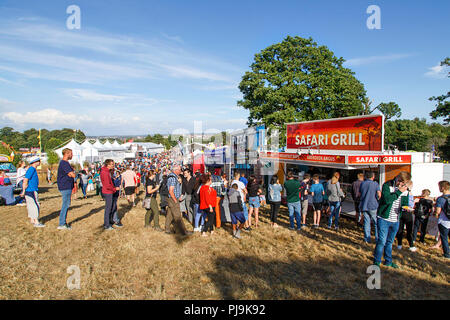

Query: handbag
142,197,152,210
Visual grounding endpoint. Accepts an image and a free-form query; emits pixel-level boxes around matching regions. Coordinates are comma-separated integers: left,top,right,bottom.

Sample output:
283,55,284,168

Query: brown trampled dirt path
0,183,448,299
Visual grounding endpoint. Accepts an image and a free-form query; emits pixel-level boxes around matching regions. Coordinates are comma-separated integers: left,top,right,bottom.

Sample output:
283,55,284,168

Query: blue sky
0,0,448,136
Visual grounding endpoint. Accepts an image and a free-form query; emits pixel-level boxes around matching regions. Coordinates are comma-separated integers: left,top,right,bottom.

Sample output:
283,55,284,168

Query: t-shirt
24,166,39,192
436,195,450,229
384,189,407,223
310,183,324,203
239,176,248,187
231,180,246,203
146,177,158,198
16,167,27,185
247,182,261,198
121,170,137,188
284,179,301,203
359,179,380,211
57,160,74,191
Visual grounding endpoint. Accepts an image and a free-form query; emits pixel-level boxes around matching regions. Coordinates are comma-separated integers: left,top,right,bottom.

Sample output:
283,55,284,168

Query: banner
286,115,384,152
261,152,345,164
347,155,411,165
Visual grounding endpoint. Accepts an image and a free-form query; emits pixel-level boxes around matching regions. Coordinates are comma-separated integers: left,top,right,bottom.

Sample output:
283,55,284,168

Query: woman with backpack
410,189,434,251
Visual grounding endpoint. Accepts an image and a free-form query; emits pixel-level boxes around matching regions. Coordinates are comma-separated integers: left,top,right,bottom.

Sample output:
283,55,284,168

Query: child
310,174,325,228
228,183,246,239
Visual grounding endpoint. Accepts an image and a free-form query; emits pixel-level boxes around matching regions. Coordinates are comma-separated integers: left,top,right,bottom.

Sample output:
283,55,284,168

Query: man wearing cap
57,148,76,230
20,156,44,228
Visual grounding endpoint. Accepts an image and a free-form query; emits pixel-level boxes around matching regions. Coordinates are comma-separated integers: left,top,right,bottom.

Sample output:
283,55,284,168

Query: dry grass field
0,182,449,300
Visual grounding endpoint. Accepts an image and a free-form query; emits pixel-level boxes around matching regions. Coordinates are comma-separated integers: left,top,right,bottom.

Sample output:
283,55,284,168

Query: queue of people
16,148,450,263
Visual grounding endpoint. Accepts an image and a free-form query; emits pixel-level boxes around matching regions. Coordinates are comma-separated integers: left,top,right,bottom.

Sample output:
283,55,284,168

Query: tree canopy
429,57,449,124
237,36,367,145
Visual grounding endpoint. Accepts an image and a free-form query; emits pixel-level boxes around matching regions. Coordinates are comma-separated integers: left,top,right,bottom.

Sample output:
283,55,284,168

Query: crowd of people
15,147,450,265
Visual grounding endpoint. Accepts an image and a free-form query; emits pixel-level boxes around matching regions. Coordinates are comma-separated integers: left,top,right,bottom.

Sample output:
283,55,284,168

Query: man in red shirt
101,159,119,230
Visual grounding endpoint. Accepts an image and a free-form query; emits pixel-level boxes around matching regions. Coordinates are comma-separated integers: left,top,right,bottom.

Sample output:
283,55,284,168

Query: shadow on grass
40,204,84,224
206,254,450,300
69,205,104,225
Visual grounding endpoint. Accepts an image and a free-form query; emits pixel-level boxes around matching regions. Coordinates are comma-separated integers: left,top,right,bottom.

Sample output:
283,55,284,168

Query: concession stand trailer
259,114,441,218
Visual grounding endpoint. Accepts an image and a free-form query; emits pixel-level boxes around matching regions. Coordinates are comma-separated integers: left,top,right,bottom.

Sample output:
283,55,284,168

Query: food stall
259,115,445,217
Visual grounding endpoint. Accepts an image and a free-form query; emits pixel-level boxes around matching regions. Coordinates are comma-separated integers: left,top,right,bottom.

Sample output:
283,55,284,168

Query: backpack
442,195,450,220
299,182,308,201
414,198,430,220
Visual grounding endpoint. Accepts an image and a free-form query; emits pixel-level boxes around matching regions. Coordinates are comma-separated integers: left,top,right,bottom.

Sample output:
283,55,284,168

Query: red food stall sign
347,155,411,165
287,115,384,152
261,152,345,164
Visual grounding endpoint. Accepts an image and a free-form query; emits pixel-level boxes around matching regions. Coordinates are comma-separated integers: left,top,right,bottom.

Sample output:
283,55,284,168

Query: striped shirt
383,189,407,223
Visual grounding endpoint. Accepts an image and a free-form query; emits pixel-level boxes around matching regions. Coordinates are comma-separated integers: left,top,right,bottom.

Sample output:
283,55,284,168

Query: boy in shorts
228,183,246,239
310,174,325,228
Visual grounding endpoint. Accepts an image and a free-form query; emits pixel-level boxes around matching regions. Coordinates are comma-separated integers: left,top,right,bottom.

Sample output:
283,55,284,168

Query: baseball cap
29,156,41,164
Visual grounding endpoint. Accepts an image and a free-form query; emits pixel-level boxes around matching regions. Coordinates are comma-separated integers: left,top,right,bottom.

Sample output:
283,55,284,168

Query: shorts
323,200,329,208
231,211,246,225
25,191,40,220
259,195,266,203
125,186,136,195
249,196,260,208
313,202,323,211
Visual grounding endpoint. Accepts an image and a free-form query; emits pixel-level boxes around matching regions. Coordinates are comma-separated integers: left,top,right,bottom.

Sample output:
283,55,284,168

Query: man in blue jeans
57,148,76,230
373,172,411,268
284,172,302,231
359,171,381,244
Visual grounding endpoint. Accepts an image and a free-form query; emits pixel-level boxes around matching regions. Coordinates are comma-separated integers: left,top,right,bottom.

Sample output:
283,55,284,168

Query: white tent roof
93,139,106,149
103,140,113,149
81,140,93,148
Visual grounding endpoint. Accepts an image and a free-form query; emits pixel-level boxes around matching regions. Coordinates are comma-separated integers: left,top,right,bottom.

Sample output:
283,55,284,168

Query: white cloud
344,53,414,67
424,62,449,79
0,19,241,84
2,108,92,125
63,89,127,102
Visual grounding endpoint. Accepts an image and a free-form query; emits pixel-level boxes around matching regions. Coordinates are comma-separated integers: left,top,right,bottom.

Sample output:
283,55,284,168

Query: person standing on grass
352,173,365,226
327,174,345,231
199,173,217,237
121,166,137,206
284,172,302,232
165,165,191,236
434,181,450,259
16,161,27,190
20,156,44,228
268,176,282,228
111,169,123,228
181,169,195,226
359,171,381,244
57,148,76,230
232,172,249,231
101,159,118,230
210,172,226,229
300,174,311,228
79,169,89,199
310,174,325,229
373,171,411,269
410,189,434,250
228,183,246,239
247,175,262,229
192,174,205,232
396,181,416,251
144,170,161,231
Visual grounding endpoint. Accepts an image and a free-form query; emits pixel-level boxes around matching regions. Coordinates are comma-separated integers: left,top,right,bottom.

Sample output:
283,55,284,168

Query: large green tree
373,102,402,121
237,36,367,145
429,57,449,124
384,118,433,151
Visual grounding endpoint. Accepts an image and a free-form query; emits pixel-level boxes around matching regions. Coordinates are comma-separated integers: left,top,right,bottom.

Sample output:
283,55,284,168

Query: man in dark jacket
352,173,364,226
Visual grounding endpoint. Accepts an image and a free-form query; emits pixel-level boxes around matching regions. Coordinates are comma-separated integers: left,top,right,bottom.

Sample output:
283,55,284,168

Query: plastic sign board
261,152,345,164
347,155,411,165
286,115,384,152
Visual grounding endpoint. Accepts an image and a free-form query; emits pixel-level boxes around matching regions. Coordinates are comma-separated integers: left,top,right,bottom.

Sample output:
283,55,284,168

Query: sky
0,0,448,136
